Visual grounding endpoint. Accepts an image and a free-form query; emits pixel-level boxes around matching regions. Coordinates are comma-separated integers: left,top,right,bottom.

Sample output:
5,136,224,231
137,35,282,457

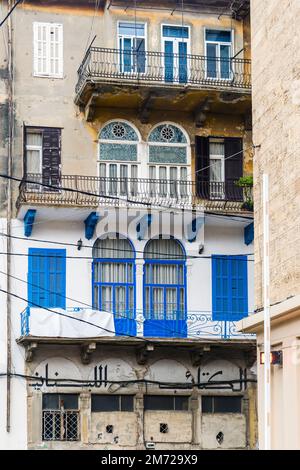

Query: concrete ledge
237,295,300,334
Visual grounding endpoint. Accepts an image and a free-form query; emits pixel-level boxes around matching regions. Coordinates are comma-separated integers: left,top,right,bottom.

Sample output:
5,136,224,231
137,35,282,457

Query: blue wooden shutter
212,255,248,321
123,37,132,73
164,41,174,82
230,255,248,320
212,255,229,321
48,250,66,308
135,38,145,73
28,248,48,307
178,41,187,83
206,43,217,78
28,248,66,308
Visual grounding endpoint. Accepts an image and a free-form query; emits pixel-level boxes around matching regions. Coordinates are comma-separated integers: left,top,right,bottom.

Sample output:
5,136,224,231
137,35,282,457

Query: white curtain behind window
144,238,185,260
26,133,42,173
209,141,224,183
93,236,134,259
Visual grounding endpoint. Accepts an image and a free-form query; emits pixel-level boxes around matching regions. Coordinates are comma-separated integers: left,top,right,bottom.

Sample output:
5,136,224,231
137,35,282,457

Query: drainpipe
6,0,14,434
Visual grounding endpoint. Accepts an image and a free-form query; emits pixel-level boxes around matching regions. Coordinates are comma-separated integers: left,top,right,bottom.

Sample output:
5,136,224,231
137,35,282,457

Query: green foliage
234,175,253,187
235,176,253,211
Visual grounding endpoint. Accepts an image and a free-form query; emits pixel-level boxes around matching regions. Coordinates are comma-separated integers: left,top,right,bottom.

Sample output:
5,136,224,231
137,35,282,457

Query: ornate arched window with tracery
98,121,139,196
148,123,190,197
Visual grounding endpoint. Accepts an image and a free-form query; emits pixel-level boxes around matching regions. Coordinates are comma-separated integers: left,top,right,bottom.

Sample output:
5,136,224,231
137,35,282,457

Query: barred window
42,394,79,441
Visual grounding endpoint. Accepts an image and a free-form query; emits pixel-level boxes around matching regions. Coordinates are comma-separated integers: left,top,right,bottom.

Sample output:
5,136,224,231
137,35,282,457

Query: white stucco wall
0,211,254,448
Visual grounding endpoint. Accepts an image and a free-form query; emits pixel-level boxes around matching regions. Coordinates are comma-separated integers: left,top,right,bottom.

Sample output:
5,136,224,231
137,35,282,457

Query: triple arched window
92,235,187,337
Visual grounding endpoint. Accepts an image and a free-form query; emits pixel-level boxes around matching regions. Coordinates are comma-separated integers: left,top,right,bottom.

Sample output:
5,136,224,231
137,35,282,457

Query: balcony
17,174,252,214
19,307,255,345
75,47,251,118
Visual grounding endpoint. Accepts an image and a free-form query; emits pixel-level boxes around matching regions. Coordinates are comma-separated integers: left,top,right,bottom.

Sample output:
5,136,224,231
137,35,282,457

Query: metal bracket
84,212,100,240
25,342,38,362
24,209,37,237
81,342,97,364
190,346,211,367
136,343,154,365
136,213,152,240
187,216,205,243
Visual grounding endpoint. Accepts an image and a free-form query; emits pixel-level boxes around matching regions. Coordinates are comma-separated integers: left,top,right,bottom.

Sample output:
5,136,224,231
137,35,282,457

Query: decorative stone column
80,392,91,445
135,389,145,450
190,391,201,448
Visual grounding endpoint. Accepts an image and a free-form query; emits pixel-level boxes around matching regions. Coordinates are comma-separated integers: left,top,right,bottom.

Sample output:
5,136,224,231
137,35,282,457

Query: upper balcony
75,47,251,120
17,174,253,214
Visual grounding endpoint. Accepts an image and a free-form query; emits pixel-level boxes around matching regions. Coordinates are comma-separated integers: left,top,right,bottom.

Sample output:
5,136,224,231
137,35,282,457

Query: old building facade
239,0,300,450
0,0,256,449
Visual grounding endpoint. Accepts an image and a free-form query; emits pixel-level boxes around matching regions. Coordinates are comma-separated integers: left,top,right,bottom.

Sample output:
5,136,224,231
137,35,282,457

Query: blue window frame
162,25,189,84
28,248,66,308
205,29,232,80
212,255,248,321
143,238,187,338
92,236,136,336
118,22,146,74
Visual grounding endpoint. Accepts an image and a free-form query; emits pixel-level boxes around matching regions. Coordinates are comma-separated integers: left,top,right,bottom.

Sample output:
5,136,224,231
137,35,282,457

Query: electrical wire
84,0,100,53
0,249,254,261
0,171,253,216
186,145,254,179
0,138,255,213
0,287,150,343
0,173,154,208
0,371,257,389
0,0,22,27
0,269,256,338
0,230,255,259
5,206,254,242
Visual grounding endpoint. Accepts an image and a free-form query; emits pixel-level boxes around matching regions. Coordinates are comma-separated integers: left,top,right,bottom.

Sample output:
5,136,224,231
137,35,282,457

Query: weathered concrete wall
0,2,9,213
144,411,193,444
201,413,246,449
251,0,300,309
255,306,300,449
0,1,253,217
90,411,138,447
24,344,256,450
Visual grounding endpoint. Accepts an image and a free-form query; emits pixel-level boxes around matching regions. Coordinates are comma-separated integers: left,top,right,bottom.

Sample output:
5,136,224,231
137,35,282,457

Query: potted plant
235,175,253,211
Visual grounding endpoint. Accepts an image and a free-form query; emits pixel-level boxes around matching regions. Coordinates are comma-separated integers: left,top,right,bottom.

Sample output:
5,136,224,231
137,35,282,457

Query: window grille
42,393,79,441
42,410,79,441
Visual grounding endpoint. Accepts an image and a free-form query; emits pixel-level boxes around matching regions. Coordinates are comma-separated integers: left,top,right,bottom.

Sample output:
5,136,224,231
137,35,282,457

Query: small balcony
19,307,255,345
75,47,251,118
17,174,252,213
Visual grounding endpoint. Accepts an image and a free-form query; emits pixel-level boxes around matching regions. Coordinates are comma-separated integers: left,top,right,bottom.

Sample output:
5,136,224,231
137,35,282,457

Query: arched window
143,237,187,338
99,121,139,196
92,235,136,335
148,123,190,198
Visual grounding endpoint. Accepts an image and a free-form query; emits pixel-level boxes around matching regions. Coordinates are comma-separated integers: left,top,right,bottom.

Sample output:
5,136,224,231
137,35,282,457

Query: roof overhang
24,1,250,18
105,0,250,19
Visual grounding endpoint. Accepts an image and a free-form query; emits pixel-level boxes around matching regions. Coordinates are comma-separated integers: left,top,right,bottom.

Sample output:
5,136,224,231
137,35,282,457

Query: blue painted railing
20,307,254,340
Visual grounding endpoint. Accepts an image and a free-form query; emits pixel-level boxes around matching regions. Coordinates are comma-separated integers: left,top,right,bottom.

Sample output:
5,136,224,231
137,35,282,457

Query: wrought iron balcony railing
75,47,251,95
17,174,251,212
20,307,254,341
